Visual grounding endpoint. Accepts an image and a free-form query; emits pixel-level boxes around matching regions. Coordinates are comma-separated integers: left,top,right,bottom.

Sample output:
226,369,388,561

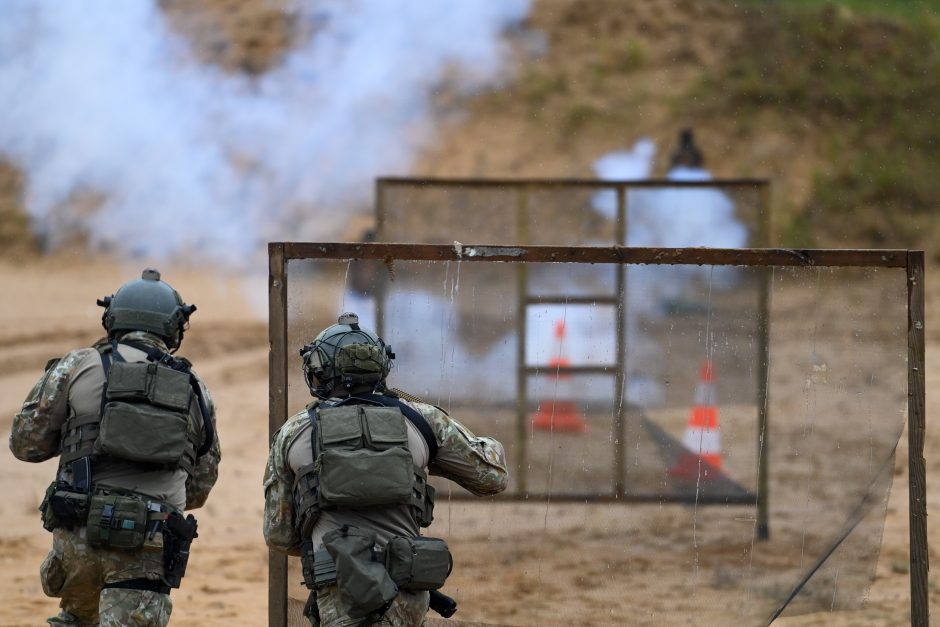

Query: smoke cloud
0,0,529,263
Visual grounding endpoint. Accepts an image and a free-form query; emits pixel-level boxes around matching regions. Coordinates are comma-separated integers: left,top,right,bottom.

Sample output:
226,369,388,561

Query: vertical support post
268,243,289,627
755,183,772,540
374,179,387,339
375,178,386,242
613,185,628,496
907,251,928,627
515,188,530,494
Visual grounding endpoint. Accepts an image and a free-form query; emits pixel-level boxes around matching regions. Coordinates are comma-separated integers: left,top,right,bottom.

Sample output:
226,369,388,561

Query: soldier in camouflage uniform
264,313,508,627
10,269,221,627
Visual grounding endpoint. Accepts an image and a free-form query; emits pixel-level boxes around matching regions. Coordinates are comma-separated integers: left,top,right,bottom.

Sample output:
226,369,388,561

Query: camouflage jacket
9,331,221,511
263,395,509,556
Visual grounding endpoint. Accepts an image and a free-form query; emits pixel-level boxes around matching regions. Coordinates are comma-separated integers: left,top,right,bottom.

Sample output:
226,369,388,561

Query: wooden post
375,179,387,339
756,183,772,540
268,243,289,627
515,188,530,493
907,251,928,626
613,186,628,496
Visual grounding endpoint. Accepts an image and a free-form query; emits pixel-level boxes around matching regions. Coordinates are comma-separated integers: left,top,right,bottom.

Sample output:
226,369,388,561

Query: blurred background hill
2,0,939,259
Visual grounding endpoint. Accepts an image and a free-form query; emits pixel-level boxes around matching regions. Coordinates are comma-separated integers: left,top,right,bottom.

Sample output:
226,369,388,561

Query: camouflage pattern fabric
10,331,221,507
183,378,221,510
10,348,94,463
40,527,170,626
263,397,509,554
10,331,220,625
314,585,429,627
264,394,508,626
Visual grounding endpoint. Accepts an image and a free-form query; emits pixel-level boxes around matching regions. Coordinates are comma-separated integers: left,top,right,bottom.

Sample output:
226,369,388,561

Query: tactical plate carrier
293,397,436,541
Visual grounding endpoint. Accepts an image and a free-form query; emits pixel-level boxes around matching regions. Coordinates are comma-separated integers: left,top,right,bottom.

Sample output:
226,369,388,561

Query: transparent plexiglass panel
281,256,906,626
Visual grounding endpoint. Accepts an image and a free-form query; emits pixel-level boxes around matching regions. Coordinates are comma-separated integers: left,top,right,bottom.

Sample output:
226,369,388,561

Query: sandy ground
0,255,937,626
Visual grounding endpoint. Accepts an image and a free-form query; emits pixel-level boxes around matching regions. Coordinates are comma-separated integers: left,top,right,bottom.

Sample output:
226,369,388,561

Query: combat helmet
300,312,394,399
97,268,196,351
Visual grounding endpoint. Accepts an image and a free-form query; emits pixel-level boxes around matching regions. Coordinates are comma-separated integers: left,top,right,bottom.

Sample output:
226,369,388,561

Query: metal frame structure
268,242,926,627
375,177,773,533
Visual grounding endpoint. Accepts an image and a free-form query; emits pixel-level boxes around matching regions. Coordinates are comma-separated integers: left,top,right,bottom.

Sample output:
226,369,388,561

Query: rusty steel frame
274,242,906,266
268,242,926,627
376,175,769,188
374,177,771,506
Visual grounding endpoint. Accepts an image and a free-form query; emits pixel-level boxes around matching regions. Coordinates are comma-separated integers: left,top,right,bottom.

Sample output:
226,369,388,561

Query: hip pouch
385,536,452,592
322,525,398,621
162,511,198,589
86,492,147,550
39,481,90,532
95,361,193,466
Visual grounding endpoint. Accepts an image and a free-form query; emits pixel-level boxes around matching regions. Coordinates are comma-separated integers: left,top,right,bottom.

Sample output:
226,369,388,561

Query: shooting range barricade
374,176,771,513
268,243,926,627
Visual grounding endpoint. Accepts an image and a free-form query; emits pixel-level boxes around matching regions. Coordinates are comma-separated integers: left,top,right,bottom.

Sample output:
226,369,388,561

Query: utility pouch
106,361,192,411
414,477,435,528
39,481,90,532
384,536,452,592
95,402,190,466
318,448,414,508
162,511,198,589
322,525,397,621
360,407,409,450
86,493,147,549
317,406,362,449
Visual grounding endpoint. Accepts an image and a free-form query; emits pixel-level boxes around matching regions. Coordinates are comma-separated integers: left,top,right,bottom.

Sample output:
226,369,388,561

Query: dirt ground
0,255,937,626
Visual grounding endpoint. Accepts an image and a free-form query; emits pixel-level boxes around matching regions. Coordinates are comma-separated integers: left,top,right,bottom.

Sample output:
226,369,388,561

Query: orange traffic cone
669,360,723,481
531,320,588,433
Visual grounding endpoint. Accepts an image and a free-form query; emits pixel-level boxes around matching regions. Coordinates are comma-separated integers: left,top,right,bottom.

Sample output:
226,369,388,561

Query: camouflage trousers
40,527,171,626
312,585,428,627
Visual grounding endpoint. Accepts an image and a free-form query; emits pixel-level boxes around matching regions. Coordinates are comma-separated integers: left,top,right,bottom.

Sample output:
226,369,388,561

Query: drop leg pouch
322,525,398,621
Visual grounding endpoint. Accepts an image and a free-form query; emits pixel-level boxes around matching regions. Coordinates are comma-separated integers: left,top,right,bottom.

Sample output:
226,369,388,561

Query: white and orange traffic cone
669,360,723,481
531,320,588,433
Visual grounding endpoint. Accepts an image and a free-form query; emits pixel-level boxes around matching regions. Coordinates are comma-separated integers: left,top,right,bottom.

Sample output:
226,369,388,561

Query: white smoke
338,139,751,407
0,0,529,263
592,139,749,404
592,138,656,220
591,138,747,300
591,138,747,250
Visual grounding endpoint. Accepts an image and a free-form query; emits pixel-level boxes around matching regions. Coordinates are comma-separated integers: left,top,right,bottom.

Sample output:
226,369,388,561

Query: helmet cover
300,312,394,398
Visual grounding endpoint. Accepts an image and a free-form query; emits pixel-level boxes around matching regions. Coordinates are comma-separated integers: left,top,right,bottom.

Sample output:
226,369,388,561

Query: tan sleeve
263,423,302,556
185,375,220,510
417,403,509,497
9,349,93,463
